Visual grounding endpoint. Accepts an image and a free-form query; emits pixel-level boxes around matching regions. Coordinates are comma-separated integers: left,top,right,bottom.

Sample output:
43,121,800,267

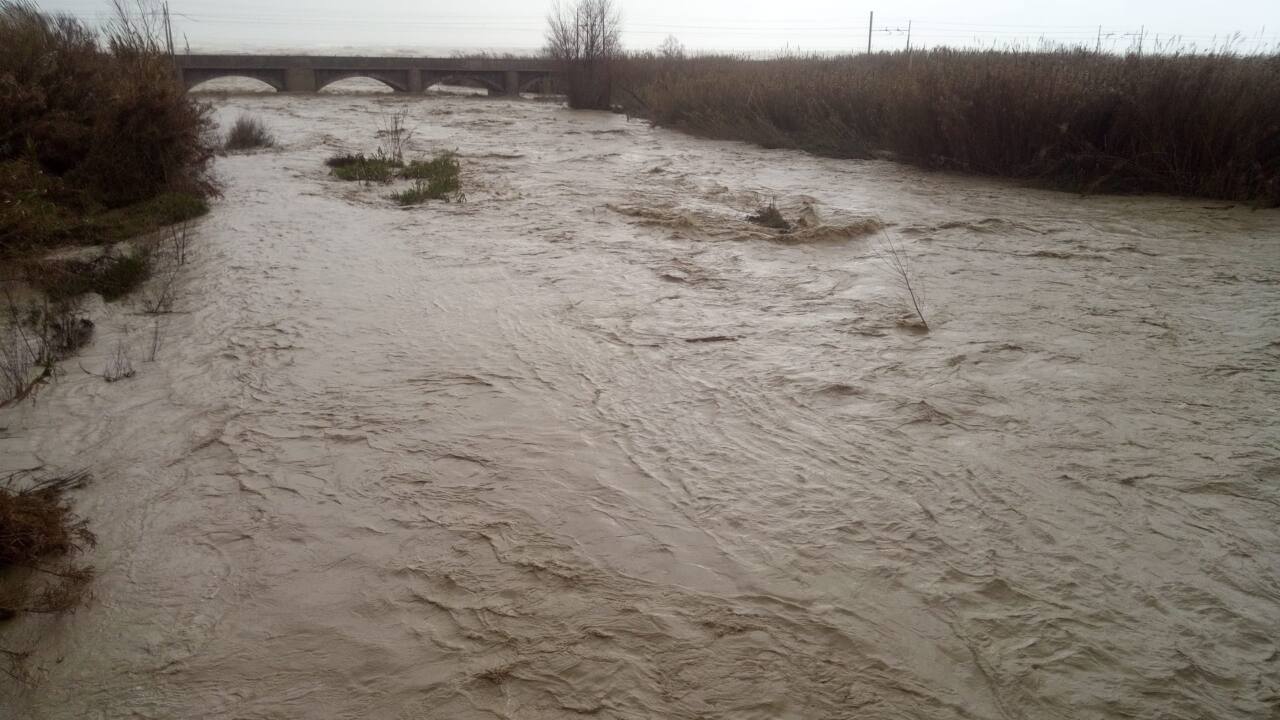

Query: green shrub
0,0,215,251
29,250,152,303
0,160,207,251
391,153,462,204
402,153,459,180
91,192,208,241
328,152,403,183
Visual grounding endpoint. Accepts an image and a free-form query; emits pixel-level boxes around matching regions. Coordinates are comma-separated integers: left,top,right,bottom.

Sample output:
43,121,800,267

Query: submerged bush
616,50,1280,204
328,152,403,183
391,153,462,204
224,114,275,151
746,203,791,231
328,151,462,200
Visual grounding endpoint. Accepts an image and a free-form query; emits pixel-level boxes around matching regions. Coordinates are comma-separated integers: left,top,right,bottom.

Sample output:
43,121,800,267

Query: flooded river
2,89,1278,719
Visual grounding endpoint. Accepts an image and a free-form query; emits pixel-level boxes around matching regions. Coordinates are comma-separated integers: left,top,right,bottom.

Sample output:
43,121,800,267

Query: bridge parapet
174,54,558,94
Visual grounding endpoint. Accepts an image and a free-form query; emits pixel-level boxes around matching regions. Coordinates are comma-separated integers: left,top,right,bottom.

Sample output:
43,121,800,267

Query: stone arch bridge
175,55,558,95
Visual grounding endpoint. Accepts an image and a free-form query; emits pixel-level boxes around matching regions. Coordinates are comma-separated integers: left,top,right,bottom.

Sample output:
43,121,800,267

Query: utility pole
1096,25,1102,53
867,11,874,54
906,20,912,52
1138,24,1144,57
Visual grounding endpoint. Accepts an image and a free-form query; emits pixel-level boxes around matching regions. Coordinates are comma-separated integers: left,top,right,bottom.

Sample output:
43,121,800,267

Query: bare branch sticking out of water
147,315,166,362
104,340,134,382
377,107,416,165
873,230,929,331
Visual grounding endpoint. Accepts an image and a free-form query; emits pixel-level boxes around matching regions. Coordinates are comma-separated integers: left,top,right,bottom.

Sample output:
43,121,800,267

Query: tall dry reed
616,50,1280,204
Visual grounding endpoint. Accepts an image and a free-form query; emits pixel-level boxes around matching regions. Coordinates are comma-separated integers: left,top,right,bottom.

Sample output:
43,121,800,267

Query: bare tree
658,34,685,59
545,0,622,109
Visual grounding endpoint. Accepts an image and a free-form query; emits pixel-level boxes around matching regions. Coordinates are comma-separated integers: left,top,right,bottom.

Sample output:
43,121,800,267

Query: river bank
2,91,1277,719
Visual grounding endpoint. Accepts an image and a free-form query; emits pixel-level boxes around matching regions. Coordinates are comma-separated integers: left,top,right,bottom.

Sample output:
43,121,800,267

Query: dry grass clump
224,114,275,151
0,472,94,574
0,0,215,254
616,50,1280,204
0,471,95,680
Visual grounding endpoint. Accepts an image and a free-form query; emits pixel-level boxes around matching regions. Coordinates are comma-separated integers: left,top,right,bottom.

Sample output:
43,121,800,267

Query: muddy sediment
1,88,1278,719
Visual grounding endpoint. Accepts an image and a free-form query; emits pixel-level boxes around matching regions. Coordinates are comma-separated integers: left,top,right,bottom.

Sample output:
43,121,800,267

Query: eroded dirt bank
1,92,1278,719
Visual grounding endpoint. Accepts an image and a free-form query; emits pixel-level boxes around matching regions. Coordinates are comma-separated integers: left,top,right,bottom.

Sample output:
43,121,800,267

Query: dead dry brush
1,290,93,404
376,107,416,164
0,470,96,680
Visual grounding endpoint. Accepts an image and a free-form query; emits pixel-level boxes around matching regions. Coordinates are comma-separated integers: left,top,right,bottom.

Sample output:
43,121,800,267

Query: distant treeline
611,50,1280,205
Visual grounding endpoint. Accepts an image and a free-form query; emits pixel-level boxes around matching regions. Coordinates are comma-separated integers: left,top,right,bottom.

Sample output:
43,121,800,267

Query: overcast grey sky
39,0,1280,54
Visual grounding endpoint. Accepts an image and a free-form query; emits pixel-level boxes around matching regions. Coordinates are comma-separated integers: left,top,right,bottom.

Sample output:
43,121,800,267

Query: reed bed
615,50,1280,204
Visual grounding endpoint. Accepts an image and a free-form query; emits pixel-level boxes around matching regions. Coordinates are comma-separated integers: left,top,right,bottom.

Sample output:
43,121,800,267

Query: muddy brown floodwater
1,89,1278,720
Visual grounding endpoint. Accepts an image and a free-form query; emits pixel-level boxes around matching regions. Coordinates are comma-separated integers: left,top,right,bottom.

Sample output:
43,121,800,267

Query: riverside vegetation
1,0,217,674
0,0,216,401
612,50,1280,205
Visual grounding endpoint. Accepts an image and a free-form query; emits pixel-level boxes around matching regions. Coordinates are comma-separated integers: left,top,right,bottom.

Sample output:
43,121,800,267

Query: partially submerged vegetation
327,152,403,183
327,149,464,203
614,50,1280,204
0,0,214,396
393,153,462,204
0,471,95,680
1,0,215,667
746,203,791,231
224,114,275,151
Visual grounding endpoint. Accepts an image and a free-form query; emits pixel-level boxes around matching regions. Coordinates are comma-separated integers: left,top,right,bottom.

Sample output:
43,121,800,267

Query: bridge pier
504,70,520,96
408,69,424,93
284,67,316,93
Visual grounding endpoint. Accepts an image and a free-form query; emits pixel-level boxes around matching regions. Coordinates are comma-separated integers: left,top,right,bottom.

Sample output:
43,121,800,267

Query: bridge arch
518,73,554,94
424,73,504,95
314,70,409,93
182,69,285,92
